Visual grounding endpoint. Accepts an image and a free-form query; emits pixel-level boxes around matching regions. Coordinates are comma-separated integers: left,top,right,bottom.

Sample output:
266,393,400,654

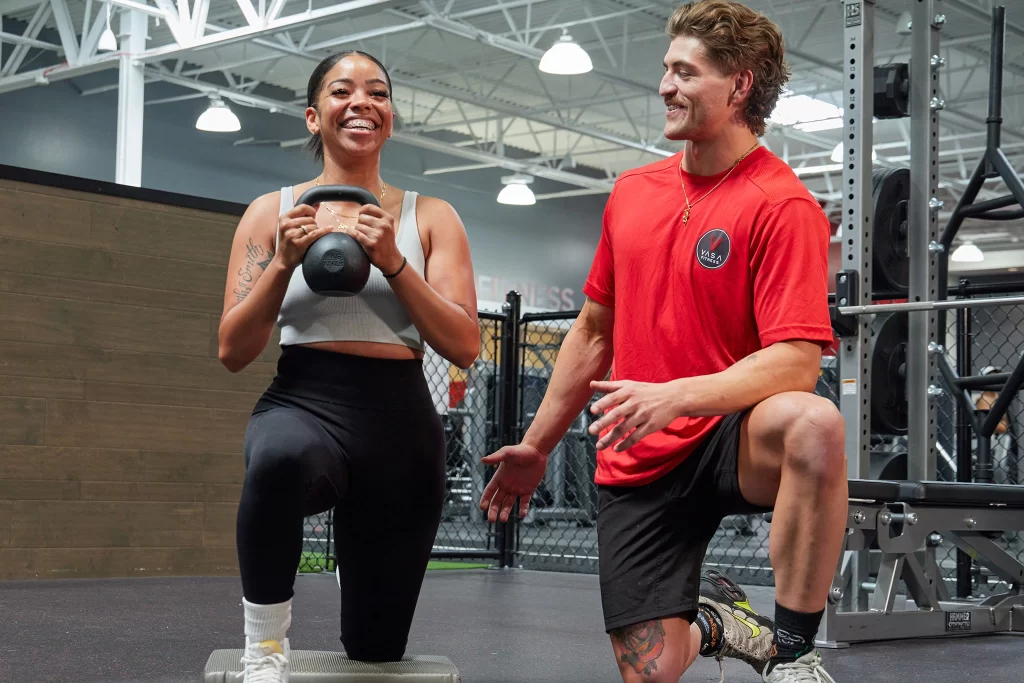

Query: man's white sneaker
241,637,290,683
762,651,837,683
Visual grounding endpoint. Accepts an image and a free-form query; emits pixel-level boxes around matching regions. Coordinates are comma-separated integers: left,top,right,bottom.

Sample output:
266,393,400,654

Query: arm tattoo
611,619,666,676
233,238,275,303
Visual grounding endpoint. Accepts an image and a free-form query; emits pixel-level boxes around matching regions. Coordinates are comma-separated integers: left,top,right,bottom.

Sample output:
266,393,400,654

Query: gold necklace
680,141,759,225
315,175,387,229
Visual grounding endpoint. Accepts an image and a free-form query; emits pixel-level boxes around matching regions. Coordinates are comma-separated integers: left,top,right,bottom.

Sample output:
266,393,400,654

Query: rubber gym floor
3,566,1020,683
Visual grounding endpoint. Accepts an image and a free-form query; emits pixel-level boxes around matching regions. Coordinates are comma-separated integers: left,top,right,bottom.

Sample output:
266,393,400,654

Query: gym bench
817,479,1024,648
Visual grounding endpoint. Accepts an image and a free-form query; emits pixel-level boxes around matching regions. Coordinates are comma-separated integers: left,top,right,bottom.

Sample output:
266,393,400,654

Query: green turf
297,552,490,573
425,560,491,570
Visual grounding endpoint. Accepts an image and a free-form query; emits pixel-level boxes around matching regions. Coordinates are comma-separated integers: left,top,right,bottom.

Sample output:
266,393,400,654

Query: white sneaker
241,636,290,683
762,651,837,682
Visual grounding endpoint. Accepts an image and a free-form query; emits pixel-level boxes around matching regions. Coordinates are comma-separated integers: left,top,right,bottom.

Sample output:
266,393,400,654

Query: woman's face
308,55,394,158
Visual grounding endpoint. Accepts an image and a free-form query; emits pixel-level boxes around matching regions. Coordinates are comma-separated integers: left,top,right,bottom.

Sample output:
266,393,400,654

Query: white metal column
115,9,148,186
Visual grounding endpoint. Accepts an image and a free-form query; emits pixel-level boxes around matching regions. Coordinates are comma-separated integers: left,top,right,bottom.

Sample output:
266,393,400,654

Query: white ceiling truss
2,0,1024,249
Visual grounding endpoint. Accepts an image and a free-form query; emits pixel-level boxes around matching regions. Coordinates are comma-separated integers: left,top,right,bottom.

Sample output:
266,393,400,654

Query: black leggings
236,345,447,662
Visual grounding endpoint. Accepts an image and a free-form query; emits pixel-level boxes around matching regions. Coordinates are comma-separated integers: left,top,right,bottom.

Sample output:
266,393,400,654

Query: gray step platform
203,650,460,682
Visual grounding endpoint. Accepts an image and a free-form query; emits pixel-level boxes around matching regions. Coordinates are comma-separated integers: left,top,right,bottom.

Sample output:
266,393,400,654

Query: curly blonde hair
666,0,791,137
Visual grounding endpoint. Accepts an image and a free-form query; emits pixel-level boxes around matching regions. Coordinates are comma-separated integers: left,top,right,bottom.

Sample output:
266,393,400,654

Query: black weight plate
871,311,908,435
872,167,910,295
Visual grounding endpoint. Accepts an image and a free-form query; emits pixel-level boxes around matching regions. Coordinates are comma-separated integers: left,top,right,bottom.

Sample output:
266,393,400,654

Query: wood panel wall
0,176,280,580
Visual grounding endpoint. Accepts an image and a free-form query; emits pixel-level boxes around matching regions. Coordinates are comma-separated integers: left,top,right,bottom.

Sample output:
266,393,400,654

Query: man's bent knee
781,395,846,481
609,618,691,683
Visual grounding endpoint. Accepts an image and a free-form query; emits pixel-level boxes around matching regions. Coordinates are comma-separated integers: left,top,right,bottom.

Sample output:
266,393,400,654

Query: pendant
682,207,690,225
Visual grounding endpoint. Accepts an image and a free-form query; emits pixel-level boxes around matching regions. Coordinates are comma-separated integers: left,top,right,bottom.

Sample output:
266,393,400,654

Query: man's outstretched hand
479,444,549,523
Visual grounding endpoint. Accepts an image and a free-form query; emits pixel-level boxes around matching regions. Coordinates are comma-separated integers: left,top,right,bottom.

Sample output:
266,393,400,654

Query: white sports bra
275,185,426,351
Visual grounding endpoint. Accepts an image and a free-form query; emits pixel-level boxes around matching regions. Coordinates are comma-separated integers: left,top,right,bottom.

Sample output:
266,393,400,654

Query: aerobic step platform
202,650,461,682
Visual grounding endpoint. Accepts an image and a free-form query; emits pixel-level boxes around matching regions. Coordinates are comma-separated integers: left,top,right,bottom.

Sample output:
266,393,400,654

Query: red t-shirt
582,146,835,487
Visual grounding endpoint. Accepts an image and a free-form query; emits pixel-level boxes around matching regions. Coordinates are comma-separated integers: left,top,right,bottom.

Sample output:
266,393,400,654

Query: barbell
829,163,1024,437
831,296,1024,436
836,294,1024,316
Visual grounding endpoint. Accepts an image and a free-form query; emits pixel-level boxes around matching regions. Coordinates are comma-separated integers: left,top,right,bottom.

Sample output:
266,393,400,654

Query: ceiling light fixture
98,5,117,52
196,97,241,132
951,241,984,263
539,33,593,75
497,174,536,205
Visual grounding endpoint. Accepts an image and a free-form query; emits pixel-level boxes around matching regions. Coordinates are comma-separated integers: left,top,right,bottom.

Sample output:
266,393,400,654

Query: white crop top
275,185,426,351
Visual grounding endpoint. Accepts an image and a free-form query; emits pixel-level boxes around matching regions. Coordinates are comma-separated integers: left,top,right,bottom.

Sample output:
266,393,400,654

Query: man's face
659,35,740,142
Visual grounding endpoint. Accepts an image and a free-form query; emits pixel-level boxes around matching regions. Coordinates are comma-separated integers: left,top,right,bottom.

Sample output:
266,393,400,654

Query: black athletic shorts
595,410,773,633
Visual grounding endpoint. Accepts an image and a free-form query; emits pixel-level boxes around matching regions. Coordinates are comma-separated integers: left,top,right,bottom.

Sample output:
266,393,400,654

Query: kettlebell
296,185,379,296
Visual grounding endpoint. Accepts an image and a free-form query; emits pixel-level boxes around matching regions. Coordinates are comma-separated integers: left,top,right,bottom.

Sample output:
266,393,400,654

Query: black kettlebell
296,185,379,296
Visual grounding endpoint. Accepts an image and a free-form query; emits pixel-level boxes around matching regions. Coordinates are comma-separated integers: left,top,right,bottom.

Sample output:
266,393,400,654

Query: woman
217,50,479,682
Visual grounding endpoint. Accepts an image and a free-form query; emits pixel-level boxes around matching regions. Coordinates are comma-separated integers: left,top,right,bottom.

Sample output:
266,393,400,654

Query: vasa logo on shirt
696,228,731,269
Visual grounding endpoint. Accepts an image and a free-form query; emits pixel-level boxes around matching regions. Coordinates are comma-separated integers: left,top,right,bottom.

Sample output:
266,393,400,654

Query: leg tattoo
611,620,667,676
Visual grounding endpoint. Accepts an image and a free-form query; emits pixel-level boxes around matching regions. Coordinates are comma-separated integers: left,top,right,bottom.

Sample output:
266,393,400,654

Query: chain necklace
315,174,387,229
679,141,759,225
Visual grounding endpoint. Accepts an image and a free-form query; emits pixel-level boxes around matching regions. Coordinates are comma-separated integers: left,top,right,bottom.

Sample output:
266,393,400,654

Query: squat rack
837,0,945,492
821,1,1024,647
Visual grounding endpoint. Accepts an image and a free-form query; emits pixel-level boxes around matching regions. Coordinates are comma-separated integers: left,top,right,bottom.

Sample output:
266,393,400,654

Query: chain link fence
933,288,1024,596
429,313,508,561
298,287,1023,594
515,314,599,573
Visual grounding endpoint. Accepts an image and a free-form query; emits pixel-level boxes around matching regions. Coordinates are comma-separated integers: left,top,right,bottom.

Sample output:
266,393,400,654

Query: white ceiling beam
265,0,288,24
392,129,613,191
404,9,659,97
302,0,558,53
190,0,211,39
150,0,193,44
500,5,651,41
119,17,680,161
1,1,50,78
0,0,406,91
149,0,408,56
945,0,1024,40
105,0,167,20
175,0,191,28
423,162,499,175
0,29,60,51
392,72,674,157
0,0,43,13
233,0,260,27
143,66,614,192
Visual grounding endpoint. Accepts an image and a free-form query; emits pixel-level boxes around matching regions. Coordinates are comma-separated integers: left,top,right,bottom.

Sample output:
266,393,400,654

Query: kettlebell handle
295,184,380,209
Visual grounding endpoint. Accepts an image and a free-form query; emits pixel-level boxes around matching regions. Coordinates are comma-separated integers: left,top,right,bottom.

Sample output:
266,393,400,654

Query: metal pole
838,0,876,618
958,279,1024,296
495,290,522,569
908,0,943,482
987,5,1004,154
115,9,147,186
837,294,1024,316
838,0,875,483
955,288,973,598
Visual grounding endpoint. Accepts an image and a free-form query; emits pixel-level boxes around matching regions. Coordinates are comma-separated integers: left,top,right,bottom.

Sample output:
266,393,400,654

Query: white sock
244,597,292,644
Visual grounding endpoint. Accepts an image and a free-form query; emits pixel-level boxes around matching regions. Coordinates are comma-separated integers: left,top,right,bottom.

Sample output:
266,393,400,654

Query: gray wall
0,75,608,311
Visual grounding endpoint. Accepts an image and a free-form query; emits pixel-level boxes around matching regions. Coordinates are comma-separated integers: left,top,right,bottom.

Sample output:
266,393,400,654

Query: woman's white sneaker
241,637,290,683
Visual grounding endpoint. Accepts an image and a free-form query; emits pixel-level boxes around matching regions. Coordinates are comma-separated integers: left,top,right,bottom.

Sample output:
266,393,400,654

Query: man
479,2,848,682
